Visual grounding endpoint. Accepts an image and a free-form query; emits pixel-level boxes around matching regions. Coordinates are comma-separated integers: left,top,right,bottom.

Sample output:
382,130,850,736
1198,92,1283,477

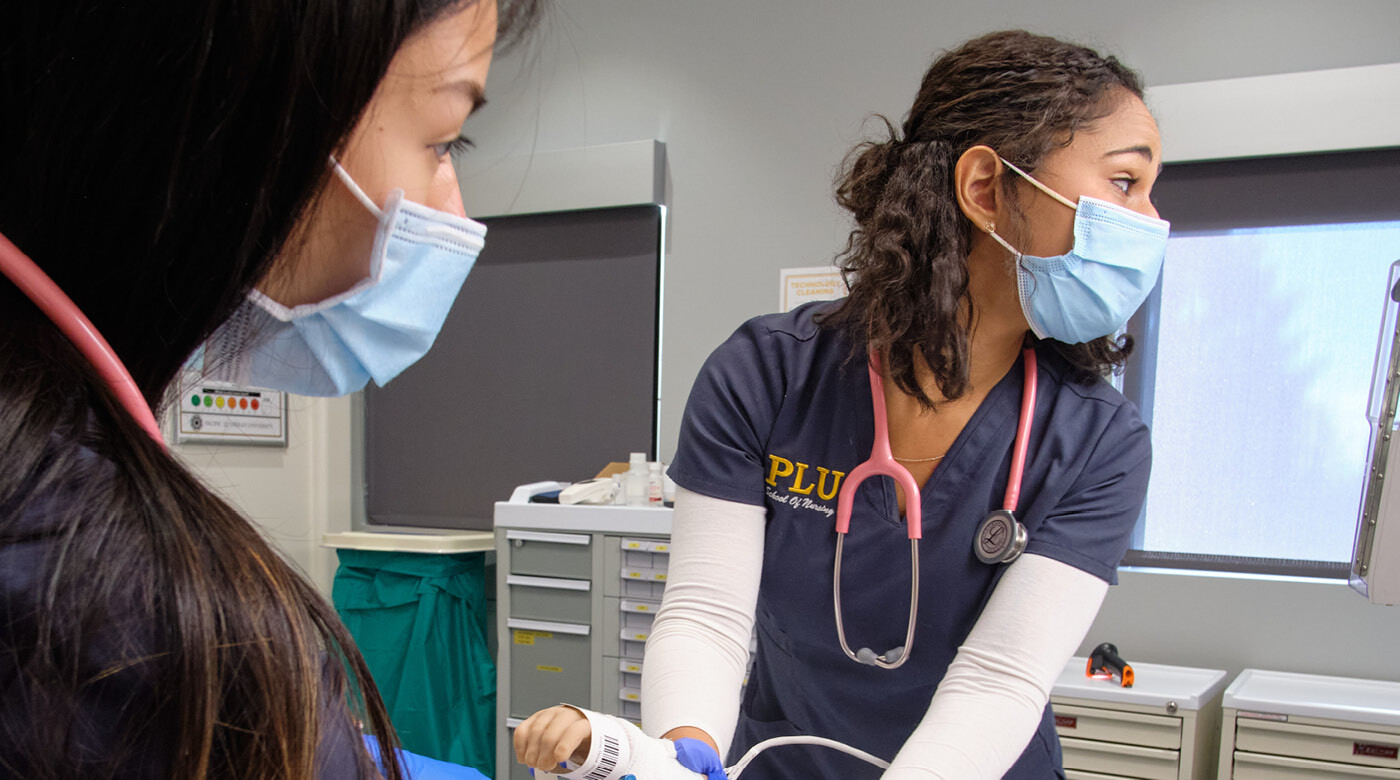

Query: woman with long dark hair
515,30,1165,780
0,1,541,777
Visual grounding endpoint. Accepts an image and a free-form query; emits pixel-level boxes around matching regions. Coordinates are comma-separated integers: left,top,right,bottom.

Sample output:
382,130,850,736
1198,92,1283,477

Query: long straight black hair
0,1,542,778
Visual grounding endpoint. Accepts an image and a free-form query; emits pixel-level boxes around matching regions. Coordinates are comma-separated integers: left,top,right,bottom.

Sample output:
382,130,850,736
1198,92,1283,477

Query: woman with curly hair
515,30,1166,780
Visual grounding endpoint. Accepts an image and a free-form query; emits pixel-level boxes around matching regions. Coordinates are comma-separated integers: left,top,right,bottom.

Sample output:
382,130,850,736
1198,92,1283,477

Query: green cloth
333,549,494,776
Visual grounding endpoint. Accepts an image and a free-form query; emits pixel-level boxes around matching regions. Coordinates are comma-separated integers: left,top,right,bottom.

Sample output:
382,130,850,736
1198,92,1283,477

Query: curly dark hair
819,30,1145,409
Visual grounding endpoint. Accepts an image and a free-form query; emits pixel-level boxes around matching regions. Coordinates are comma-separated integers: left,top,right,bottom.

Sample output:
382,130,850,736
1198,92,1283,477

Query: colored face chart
189,393,266,413
175,380,284,446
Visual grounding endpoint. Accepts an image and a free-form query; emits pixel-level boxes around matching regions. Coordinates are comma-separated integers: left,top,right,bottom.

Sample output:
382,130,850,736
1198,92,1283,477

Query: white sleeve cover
880,553,1109,779
641,487,766,758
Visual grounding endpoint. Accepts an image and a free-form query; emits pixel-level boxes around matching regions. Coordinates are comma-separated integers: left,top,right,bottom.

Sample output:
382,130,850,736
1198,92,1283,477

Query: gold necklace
892,454,947,463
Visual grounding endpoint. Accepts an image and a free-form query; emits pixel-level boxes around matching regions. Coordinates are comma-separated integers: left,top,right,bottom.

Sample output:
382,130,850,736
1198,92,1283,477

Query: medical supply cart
493,482,673,780
1217,669,1400,779
1050,656,1229,780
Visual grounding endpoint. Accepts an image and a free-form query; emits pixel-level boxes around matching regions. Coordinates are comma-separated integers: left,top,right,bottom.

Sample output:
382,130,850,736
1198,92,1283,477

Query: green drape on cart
333,549,494,776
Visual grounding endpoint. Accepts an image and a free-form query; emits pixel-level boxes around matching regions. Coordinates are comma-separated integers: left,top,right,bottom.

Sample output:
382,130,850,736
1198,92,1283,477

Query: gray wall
458,1,1400,680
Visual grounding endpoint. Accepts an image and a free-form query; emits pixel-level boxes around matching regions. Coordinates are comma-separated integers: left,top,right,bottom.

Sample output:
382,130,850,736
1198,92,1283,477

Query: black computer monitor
363,204,663,529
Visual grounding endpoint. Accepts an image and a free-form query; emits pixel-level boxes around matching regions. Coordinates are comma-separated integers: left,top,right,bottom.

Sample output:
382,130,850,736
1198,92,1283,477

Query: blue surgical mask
987,157,1169,345
199,161,486,396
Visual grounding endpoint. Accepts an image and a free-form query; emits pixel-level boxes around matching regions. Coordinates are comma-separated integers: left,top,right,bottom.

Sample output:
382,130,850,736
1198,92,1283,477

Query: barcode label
582,734,622,780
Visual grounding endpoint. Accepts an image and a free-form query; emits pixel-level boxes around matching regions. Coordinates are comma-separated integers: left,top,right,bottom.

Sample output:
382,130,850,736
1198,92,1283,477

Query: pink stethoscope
0,232,165,449
833,348,1036,669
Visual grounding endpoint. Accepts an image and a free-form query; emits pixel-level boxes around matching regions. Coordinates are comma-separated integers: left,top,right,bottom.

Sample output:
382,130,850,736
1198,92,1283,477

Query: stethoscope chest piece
974,509,1028,565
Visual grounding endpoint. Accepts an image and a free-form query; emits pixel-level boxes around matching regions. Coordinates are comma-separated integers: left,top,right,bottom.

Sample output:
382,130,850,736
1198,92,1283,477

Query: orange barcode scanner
1086,642,1134,688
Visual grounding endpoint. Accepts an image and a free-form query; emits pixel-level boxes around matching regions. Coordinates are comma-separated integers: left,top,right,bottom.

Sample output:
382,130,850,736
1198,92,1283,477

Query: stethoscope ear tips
975,510,1028,565
855,645,905,666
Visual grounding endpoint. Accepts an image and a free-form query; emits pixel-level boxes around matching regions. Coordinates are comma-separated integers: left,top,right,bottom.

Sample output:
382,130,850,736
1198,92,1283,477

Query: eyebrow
434,79,487,112
1104,145,1165,175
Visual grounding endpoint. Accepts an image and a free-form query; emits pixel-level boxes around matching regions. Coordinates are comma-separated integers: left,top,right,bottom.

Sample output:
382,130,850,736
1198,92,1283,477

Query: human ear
953,145,1004,235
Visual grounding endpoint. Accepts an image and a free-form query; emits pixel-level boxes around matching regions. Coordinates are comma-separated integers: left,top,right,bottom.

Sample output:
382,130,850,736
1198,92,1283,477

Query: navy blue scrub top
0,433,367,779
668,301,1151,780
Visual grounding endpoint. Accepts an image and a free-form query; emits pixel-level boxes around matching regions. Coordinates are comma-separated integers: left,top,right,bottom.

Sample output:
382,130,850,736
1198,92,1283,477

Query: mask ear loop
985,222,1022,257
997,157,1079,210
982,155,1078,255
329,156,386,219
0,232,166,447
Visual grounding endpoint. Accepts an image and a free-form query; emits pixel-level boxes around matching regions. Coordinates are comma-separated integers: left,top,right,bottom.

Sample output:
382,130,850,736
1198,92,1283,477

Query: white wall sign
780,266,847,312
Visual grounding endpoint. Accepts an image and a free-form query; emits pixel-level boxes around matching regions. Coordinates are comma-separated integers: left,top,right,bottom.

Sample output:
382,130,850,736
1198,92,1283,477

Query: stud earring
985,222,996,233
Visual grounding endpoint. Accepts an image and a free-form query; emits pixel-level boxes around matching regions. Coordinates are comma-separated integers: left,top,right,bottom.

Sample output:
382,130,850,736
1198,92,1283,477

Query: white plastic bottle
625,452,648,506
647,462,664,505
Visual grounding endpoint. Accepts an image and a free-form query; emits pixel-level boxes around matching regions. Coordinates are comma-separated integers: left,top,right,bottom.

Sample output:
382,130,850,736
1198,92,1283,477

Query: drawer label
535,665,563,673
1238,710,1288,722
513,630,554,645
1053,715,1077,729
1354,742,1399,760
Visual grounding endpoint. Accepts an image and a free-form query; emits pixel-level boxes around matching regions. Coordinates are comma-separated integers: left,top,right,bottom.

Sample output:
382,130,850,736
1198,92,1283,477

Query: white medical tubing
881,553,1108,779
641,487,765,758
726,736,891,779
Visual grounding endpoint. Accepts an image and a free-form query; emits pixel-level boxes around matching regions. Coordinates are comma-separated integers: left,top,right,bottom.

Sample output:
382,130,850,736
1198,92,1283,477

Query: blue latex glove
362,735,489,780
672,738,729,780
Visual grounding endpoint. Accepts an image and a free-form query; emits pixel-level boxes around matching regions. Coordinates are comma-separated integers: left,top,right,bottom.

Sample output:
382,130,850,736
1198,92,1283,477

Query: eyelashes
432,134,475,159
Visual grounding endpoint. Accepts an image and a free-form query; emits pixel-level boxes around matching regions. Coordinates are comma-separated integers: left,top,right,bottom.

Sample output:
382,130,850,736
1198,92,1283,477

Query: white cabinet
1051,657,1229,780
1219,669,1400,779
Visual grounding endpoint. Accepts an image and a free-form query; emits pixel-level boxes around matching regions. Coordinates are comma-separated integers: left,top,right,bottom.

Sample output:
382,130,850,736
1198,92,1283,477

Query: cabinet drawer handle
507,575,591,592
507,530,591,546
508,618,591,636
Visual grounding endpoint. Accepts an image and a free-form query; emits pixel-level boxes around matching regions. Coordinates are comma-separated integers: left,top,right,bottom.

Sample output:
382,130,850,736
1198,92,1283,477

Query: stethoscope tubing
1003,347,1037,512
833,353,923,539
833,347,1037,669
0,232,165,447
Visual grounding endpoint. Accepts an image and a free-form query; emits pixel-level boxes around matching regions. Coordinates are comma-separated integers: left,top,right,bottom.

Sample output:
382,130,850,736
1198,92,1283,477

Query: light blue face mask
986,157,1169,345
199,161,486,396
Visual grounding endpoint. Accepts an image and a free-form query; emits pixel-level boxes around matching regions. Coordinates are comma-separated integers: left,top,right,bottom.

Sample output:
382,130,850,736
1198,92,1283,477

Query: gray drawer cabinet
494,490,673,780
